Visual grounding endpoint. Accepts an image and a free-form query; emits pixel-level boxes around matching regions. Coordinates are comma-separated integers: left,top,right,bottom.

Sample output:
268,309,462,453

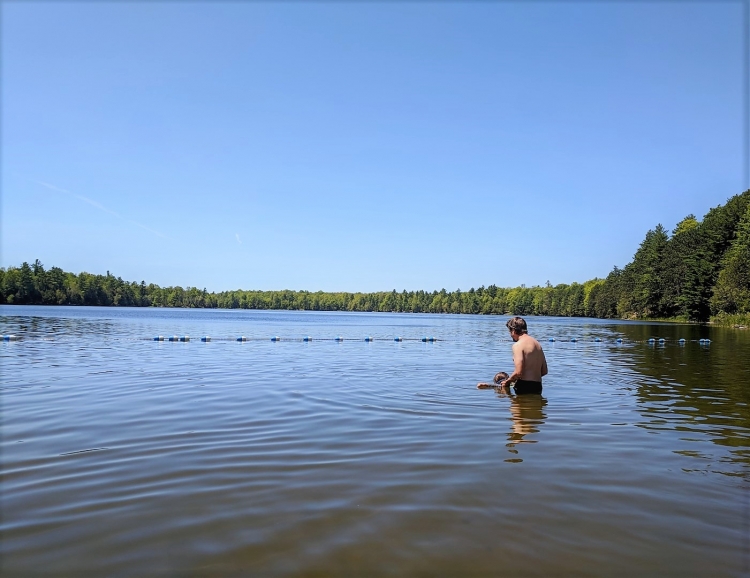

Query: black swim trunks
513,379,543,395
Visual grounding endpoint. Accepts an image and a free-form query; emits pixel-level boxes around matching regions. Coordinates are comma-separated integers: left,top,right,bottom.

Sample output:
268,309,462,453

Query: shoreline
2,302,748,329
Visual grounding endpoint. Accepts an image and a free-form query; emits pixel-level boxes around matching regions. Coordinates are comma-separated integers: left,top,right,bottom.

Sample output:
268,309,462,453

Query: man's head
506,316,528,341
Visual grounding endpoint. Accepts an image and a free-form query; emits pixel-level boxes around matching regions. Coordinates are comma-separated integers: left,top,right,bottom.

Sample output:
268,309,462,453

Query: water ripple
2,307,749,577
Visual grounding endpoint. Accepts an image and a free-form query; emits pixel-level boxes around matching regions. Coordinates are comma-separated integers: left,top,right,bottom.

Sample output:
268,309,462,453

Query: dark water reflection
507,394,547,443
490,389,548,461
609,322,750,478
1,307,749,576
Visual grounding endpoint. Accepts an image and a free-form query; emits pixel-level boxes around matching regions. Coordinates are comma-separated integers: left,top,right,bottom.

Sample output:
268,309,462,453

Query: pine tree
711,204,750,314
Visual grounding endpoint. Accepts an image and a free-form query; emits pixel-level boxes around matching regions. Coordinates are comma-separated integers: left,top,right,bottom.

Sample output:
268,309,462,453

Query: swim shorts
513,380,543,395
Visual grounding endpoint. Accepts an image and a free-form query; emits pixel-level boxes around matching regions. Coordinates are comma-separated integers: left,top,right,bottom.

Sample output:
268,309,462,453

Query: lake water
2,306,749,576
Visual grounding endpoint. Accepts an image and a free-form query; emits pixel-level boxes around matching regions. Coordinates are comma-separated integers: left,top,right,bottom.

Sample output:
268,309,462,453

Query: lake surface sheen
2,306,749,576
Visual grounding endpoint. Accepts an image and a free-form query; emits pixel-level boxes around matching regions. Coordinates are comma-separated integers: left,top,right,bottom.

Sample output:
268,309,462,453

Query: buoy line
0,334,713,345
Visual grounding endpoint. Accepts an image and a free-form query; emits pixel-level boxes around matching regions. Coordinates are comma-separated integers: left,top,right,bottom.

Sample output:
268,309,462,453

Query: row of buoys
549,337,606,342
154,335,434,342
151,335,713,344
266,335,430,342
647,337,711,344
0,333,715,345
544,337,711,344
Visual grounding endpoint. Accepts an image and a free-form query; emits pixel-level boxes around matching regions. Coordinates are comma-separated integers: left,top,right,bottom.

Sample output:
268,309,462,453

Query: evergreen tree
659,216,701,318
618,225,668,317
684,191,750,320
711,204,750,314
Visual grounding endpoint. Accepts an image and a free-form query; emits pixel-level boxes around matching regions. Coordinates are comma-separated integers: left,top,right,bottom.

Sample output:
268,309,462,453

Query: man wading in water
477,316,548,394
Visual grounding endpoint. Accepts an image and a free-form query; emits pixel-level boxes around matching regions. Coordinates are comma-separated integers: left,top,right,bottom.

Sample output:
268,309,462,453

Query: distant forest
3,189,749,324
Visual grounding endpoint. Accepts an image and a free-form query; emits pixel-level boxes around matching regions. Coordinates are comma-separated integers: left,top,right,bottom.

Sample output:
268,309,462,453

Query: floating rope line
152,336,445,342
0,335,713,345
145,336,712,345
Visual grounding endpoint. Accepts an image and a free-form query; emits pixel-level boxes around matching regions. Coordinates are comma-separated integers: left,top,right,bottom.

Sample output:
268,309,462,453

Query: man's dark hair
506,316,528,335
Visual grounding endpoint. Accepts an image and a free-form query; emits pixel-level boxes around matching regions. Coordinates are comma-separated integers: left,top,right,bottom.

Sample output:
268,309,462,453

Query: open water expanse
1,305,749,576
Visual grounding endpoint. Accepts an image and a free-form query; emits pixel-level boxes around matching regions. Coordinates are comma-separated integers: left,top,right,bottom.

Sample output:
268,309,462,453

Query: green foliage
672,215,699,236
710,312,750,327
3,190,749,322
0,262,597,317
711,204,750,314
617,224,669,317
591,190,750,322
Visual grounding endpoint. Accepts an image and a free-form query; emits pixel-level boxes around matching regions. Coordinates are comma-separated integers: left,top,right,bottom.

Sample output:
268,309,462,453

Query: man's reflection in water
495,387,547,460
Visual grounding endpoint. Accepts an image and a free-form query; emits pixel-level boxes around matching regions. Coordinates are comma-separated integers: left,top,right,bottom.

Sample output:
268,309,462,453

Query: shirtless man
477,316,548,395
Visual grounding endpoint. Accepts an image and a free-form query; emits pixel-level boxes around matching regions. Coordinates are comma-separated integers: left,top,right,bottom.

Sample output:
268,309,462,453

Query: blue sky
1,2,744,292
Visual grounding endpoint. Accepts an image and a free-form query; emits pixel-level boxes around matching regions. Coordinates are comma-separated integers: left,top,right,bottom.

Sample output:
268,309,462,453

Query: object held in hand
477,371,511,389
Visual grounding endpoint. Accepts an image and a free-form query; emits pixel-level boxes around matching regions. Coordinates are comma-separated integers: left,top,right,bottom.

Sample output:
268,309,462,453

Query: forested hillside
2,190,749,323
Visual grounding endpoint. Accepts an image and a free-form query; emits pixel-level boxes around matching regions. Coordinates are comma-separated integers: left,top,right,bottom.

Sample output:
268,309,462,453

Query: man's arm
541,351,548,377
501,343,524,386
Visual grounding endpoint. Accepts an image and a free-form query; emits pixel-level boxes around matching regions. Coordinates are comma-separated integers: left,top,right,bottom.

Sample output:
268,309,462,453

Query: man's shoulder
521,334,543,349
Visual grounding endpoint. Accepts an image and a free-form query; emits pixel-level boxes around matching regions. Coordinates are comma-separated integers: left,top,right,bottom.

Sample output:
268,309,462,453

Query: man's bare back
510,333,548,383
477,316,548,394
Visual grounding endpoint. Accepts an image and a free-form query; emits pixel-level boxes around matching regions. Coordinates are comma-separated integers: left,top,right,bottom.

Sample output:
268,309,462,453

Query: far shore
2,302,748,329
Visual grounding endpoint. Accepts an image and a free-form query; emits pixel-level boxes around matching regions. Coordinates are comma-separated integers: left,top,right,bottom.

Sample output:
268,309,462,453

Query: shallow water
2,306,749,576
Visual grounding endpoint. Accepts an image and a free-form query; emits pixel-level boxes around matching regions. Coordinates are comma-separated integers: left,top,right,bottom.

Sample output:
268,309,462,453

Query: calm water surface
2,306,749,576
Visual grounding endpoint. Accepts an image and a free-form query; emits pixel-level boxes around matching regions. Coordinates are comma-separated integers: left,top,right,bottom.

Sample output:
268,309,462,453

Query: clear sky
1,2,745,293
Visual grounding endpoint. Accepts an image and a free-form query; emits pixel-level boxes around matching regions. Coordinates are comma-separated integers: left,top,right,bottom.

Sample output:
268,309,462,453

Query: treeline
0,261,604,316
2,189,749,322
595,189,750,321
